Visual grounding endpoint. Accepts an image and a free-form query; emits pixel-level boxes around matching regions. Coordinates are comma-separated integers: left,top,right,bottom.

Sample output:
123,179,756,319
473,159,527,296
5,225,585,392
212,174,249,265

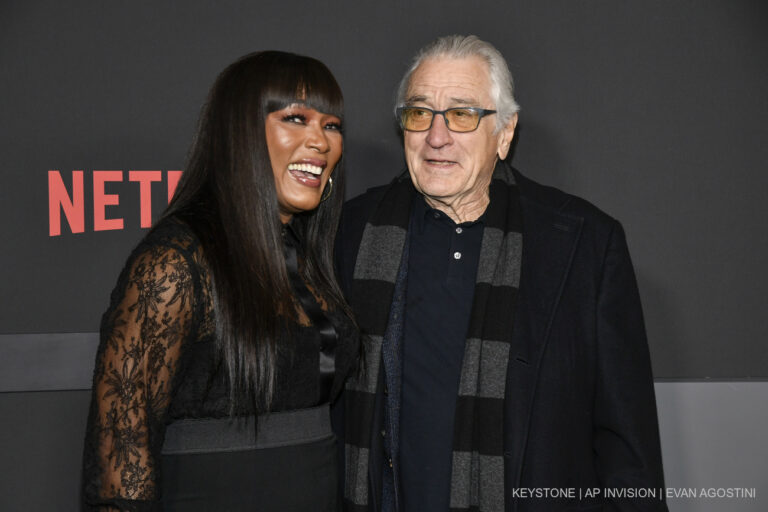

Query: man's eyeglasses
396,106,497,133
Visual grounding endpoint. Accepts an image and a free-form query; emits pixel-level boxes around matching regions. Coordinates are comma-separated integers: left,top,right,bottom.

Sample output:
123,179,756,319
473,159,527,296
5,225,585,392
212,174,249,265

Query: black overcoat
333,165,667,512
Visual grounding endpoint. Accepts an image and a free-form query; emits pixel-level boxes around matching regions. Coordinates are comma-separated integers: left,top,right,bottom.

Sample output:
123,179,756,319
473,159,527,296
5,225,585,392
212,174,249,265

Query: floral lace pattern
82,220,207,510
82,219,357,510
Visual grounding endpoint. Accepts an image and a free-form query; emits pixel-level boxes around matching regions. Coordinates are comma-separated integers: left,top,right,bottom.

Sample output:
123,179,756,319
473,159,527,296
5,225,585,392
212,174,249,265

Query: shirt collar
412,194,486,234
282,217,303,250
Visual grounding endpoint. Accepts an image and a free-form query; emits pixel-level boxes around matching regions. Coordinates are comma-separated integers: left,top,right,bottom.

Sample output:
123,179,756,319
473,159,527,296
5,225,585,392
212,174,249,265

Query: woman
81,51,358,511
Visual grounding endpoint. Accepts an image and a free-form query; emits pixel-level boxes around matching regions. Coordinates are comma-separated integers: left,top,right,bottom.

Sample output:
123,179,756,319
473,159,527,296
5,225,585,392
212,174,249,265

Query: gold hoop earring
320,177,333,202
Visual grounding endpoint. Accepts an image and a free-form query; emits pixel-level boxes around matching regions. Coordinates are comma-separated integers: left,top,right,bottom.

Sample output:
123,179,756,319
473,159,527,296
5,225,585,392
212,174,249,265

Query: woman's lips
287,161,324,188
287,162,324,175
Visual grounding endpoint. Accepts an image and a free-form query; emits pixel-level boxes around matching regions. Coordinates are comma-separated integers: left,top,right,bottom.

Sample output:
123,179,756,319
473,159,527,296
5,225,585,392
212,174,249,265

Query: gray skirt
161,404,337,511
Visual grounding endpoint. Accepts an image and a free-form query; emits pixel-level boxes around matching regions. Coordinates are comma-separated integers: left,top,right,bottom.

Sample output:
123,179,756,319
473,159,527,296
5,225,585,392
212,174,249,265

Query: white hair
395,35,520,133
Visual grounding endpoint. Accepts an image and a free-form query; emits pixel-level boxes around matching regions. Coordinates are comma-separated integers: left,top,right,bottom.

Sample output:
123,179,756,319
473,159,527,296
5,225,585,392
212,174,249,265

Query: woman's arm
82,243,197,511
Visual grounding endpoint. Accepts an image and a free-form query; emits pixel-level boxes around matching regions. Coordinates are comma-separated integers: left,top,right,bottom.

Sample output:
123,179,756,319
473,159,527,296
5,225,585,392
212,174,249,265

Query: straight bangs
261,53,344,121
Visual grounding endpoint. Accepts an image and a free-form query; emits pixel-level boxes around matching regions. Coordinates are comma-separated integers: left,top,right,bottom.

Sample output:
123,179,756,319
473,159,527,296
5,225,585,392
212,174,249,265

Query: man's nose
425,112,453,148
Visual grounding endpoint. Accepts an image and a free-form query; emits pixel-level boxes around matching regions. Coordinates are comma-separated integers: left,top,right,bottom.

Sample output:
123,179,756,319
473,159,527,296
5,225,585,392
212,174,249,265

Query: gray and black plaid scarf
344,163,523,512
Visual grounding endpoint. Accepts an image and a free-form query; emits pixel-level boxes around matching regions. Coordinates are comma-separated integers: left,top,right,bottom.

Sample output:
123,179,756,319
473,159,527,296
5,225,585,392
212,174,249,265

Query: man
335,35,667,512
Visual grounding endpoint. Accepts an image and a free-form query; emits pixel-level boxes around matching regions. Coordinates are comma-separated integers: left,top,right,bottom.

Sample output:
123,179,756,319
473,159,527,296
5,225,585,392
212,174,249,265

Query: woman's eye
324,122,342,131
282,114,306,124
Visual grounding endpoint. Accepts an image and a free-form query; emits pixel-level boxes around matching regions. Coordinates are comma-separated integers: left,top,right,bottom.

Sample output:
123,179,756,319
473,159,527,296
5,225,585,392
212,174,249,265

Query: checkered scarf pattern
343,163,523,511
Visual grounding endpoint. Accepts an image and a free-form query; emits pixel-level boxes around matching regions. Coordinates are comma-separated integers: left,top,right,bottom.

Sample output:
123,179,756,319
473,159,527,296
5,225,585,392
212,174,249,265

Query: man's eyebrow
403,95,480,106
404,95,428,104
449,97,479,105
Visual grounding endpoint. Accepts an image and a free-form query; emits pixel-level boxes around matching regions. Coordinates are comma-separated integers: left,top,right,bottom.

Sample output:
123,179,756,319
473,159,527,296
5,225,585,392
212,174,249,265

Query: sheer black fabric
81,218,358,511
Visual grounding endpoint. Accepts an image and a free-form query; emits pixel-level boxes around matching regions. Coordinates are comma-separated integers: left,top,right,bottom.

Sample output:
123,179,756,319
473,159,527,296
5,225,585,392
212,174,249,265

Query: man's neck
423,190,490,224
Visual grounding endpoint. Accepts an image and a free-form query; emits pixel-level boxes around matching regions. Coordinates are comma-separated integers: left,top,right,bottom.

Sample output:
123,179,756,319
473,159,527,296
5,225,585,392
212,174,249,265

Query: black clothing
338,163,524,511
335,163,667,511
161,405,337,511
400,196,484,512
82,217,357,510
161,432,337,511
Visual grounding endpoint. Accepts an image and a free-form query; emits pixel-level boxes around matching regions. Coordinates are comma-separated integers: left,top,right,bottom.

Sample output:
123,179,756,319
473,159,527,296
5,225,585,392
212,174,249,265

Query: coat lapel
503,186,583,506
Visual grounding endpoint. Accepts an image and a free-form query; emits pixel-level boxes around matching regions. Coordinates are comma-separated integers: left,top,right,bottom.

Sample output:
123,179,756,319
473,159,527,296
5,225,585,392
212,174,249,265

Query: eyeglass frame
396,106,497,133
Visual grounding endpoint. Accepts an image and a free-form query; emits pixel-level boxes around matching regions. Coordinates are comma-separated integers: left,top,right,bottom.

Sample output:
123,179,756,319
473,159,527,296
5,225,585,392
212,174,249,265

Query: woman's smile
265,104,343,222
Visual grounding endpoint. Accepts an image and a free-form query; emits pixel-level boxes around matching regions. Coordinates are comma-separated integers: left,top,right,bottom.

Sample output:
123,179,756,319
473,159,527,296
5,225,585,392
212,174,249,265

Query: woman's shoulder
122,216,208,277
101,215,215,351
139,216,201,256
108,216,209,311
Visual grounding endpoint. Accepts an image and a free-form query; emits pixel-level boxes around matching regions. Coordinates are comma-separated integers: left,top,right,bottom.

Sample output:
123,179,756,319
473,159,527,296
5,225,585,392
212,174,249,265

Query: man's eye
453,109,470,117
282,114,306,124
413,109,429,117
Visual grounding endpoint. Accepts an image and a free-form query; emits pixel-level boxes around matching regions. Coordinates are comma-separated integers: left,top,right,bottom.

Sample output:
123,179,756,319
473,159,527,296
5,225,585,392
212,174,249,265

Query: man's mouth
425,159,456,166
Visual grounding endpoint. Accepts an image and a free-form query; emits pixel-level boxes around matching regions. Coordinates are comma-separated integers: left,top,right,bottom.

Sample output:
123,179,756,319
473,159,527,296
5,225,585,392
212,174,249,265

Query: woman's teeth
287,163,323,175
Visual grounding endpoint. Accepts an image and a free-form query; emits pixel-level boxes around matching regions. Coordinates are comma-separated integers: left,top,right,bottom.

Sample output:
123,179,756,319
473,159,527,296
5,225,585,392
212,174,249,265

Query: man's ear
497,112,518,160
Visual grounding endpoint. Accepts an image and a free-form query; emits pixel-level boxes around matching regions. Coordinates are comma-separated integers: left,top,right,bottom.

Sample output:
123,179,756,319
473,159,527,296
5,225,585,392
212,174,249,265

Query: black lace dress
81,218,358,511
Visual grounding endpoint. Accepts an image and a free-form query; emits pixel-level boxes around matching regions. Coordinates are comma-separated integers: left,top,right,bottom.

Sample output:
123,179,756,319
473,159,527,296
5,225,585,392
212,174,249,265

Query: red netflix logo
48,170,182,236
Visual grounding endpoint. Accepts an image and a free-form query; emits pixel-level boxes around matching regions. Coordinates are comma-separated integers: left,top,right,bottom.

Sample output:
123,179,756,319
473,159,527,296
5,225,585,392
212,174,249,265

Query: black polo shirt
400,196,484,512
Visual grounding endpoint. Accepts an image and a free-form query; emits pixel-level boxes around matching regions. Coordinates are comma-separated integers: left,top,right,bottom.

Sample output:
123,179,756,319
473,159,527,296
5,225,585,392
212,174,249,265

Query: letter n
49,170,84,236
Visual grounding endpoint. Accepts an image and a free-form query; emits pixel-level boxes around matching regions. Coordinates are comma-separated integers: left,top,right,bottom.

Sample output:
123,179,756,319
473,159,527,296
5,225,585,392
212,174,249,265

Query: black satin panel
283,224,338,405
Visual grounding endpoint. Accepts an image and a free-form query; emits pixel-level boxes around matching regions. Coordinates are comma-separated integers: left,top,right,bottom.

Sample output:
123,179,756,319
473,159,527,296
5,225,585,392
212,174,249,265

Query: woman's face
265,103,343,223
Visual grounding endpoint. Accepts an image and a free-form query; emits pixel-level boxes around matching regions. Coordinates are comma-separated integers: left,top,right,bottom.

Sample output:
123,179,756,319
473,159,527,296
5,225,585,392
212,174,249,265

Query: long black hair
161,51,349,412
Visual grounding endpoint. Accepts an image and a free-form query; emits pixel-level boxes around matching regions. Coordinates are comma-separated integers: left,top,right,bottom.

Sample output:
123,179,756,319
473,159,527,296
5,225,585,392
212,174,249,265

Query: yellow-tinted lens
445,108,480,132
403,108,433,131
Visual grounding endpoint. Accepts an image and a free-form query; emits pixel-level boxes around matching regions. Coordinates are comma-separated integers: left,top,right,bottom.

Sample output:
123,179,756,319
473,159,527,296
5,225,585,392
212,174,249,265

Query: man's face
403,56,516,219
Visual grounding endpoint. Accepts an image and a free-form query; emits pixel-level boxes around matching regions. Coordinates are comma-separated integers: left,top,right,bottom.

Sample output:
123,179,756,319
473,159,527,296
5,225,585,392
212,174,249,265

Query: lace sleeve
82,242,197,511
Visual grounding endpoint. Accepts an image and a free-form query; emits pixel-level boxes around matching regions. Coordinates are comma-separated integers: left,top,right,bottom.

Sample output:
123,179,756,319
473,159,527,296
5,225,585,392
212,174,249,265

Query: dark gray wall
0,391,90,510
1,0,767,510
2,0,766,377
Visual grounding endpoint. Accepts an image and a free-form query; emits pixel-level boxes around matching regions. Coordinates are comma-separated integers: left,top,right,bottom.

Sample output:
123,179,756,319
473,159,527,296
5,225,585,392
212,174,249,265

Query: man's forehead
405,56,491,105
404,93,480,105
